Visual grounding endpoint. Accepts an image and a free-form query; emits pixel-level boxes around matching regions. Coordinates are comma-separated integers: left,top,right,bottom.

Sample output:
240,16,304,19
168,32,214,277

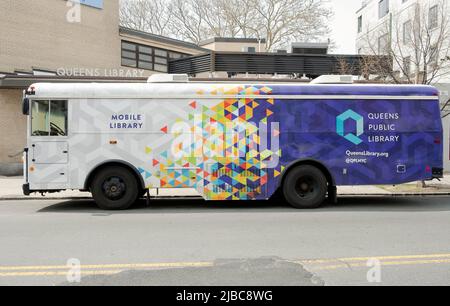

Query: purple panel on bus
258,85,442,199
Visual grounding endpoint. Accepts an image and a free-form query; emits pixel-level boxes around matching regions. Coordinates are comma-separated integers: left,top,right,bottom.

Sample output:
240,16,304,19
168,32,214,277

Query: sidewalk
1,176,450,200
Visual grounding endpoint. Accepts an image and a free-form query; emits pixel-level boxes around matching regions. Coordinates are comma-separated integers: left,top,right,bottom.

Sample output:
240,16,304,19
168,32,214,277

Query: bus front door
29,141,69,185
28,100,69,188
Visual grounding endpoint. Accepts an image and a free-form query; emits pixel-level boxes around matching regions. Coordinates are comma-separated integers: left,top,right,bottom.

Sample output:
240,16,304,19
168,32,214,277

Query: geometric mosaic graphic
138,85,283,200
133,84,442,199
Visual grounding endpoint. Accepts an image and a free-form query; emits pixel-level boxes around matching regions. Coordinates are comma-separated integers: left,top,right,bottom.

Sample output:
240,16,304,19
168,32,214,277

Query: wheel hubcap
102,176,126,200
295,176,318,198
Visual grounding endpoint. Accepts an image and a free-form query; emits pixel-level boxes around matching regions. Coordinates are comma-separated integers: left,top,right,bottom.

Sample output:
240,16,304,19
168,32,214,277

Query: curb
1,194,450,201
339,193,450,197
0,195,204,201
0,197,92,201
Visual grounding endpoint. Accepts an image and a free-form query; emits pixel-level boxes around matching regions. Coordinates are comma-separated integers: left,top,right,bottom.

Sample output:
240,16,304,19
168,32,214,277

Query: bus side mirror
22,98,30,115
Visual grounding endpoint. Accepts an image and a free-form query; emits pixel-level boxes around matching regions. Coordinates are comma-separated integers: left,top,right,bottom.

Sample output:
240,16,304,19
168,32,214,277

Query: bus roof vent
310,75,353,84
147,74,189,83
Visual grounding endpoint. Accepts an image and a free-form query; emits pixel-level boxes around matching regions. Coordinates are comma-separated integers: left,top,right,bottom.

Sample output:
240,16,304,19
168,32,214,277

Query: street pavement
0,197,450,286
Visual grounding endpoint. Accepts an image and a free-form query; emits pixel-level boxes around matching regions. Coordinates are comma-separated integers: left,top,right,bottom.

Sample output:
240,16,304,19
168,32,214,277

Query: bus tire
283,165,327,209
91,166,139,210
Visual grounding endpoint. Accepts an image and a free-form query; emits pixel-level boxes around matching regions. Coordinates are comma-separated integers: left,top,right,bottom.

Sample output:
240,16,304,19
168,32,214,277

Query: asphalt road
0,196,450,286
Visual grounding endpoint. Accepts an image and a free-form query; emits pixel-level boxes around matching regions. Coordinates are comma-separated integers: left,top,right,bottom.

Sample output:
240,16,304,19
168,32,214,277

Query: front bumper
432,168,444,179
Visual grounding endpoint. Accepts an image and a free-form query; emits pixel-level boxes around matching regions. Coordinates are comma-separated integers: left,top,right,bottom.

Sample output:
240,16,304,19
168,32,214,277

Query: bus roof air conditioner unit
147,74,189,83
311,75,353,84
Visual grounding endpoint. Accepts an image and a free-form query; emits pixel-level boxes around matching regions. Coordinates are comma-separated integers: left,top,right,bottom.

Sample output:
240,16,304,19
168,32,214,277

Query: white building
356,0,449,81
356,0,450,170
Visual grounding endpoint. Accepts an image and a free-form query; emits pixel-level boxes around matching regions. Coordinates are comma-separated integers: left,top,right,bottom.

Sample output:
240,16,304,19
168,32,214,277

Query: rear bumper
22,183,30,196
432,168,444,179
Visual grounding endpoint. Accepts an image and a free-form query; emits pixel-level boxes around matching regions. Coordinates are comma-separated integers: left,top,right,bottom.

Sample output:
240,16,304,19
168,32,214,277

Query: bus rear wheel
91,166,139,210
283,165,327,209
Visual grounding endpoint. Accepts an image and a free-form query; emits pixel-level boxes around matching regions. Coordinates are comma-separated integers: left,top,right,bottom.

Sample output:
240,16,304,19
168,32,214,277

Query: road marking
0,270,121,277
0,253,449,277
303,259,450,271
0,261,213,272
296,253,450,264
295,253,450,271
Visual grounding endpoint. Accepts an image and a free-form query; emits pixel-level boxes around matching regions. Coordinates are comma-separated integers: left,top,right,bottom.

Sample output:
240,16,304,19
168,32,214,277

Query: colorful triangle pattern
139,85,283,200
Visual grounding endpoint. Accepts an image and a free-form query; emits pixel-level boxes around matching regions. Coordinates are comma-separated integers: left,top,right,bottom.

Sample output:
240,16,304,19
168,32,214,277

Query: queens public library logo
336,109,364,145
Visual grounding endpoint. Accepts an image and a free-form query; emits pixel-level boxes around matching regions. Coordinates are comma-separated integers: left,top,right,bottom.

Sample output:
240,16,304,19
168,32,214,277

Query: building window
241,46,256,53
429,5,438,29
154,49,168,72
137,45,153,71
169,52,184,59
430,45,439,66
378,33,389,54
358,16,363,33
403,56,411,77
121,41,187,72
378,0,389,19
403,20,412,44
121,42,137,68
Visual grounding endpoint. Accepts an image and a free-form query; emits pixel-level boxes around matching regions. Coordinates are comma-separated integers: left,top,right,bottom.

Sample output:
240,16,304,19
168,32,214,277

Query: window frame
429,5,439,30
357,15,363,33
429,45,439,66
378,0,390,19
121,40,188,72
403,56,411,77
31,100,68,137
403,20,412,44
378,33,389,55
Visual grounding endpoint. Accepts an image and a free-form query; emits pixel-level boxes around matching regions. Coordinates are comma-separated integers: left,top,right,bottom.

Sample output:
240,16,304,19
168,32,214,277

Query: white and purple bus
22,75,443,209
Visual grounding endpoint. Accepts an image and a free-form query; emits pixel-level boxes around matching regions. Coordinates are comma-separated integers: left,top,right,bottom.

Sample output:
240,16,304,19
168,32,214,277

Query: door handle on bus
31,145,36,162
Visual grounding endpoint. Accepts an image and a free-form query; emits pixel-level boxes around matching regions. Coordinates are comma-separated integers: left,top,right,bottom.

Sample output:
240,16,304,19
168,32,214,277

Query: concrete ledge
0,163,22,177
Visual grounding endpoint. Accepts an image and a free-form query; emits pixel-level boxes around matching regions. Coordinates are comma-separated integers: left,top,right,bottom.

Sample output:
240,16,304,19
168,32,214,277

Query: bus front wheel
283,165,327,209
91,166,139,210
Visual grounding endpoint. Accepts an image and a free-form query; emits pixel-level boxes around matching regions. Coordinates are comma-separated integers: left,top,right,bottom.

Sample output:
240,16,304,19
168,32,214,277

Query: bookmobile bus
21,74,443,210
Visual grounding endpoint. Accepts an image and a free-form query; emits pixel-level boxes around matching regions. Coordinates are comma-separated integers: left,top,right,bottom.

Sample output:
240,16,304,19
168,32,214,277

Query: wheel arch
277,159,335,189
84,160,146,191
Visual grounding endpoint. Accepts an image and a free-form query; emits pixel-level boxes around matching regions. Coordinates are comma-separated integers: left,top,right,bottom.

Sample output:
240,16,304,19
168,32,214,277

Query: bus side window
49,100,68,136
31,100,68,136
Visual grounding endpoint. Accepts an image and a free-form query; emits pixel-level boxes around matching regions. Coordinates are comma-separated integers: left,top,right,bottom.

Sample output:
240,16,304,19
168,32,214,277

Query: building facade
356,0,450,170
355,0,450,83
0,0,208,174
0,0,386,175
200,37,267,53
0,0,207,77
0,0,121,75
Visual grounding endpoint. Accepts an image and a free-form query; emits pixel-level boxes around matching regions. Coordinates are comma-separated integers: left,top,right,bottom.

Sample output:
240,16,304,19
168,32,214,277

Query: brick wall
0,89,26,164
0,0,121,74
